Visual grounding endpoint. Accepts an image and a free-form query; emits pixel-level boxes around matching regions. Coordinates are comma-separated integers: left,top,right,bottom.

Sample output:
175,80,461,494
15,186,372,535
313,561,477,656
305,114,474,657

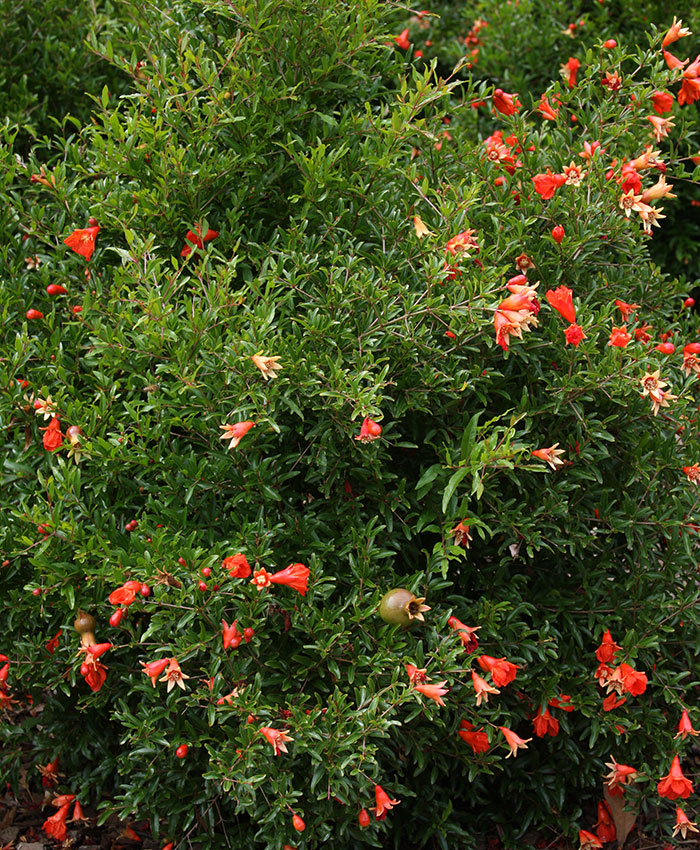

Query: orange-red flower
537,96,559,120
658,755,694,800
675,709,699,740
251,567,272,590
493,88,521,115
674,807,699,839
595,629,621,663
451,519,472,547
457,719,489,753
477,655,518,687
259,726,294,755
499,726,531,758
393,28,410,50
662,17,692,48
140,657,170,687
561,57,580,87
545,285,576,323
651,91,674,114
604,757,638,797
533,170,566,199
472,670,500,706
640,370,677,416
565,324,586,346
405,663,430,684
615,300,640,322
594,801,616,843
180,227,219,257
374,784,400,820
158,657,190,692
43,802,72,842
578,830,602,850
608,326,631,348
618,662,647,696
678,76,700,106
219,420,255,449
222,619,242,650
355,417,382,443
108,580,141,606
64,224,100,262
251,353,282,381
42,417,63,452
532,707,559,738
532,444,565,470
269,562,310,596
447,616,480,651
414,681,448,706
222,553,251,577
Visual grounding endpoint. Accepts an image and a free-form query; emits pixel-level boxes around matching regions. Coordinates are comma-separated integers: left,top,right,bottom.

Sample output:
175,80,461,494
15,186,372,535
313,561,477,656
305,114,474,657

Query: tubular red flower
675,709,700,739
532,170,566,199
269,562,309,596
545,286,575,323
141,657,170,687
564,324,586,346
414,681,449,706
658,755,694,800
43,802,72,841
595,629,621,663
499,726,531,757
493,88,521,116
222,619,242,650
259,726,294,755
477,655,518,687
457,720,490,753
532,707,559,738
355,418,382,443
374,784,400,820
42,418,63,452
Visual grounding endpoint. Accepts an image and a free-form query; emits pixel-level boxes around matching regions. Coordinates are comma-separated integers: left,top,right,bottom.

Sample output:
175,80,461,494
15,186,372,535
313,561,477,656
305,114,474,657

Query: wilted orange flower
471,670,500,706
604,757,638,797
158,658,190,692
674,807,699,839
640,370,677,415
451,519,472,547
64,223,100,262
647,114,675,142
683,464,700,485
219,420,255,449
405,663,430,683
251,353,282,380
500,726,531,758
413,215,433,238
259,726,294,755
532,444,565,470
414,681,449,706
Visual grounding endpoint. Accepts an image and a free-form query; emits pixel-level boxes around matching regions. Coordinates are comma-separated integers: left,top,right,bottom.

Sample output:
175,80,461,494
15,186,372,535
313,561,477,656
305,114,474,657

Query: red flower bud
551,225,565,243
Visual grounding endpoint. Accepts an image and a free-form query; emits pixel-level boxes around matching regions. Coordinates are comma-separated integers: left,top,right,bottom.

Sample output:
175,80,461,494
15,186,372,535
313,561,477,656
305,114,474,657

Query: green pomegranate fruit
379,588,430,627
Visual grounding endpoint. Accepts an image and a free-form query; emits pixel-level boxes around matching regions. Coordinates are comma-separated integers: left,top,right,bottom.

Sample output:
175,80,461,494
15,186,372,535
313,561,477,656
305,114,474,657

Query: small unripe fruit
358,808,370,827
684,297,695,309
198,580,207,591
379,588,430,627
26,309,44,320
292,814,305,832
243,627,254,642
46,284,68,296
109,608,124,627
140,583,151,597
200,567,211,577
175,744,188,759
73,611,96,634
178,557,187,567
32,587,42,597
604,39,617,48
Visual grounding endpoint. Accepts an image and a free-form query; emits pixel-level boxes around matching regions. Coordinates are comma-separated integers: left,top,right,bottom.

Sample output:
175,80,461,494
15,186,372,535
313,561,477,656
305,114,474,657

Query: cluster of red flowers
594,629,648,711
546,284,585,347
493,274,540,353
42,794,86,842
443,228,480,281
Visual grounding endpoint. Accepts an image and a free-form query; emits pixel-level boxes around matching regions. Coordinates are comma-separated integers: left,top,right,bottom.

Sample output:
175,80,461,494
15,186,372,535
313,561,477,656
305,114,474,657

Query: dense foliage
2,0,700,847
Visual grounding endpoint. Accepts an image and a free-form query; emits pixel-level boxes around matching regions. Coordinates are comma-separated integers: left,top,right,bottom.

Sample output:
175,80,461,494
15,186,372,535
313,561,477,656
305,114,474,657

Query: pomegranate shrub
1,0,700,847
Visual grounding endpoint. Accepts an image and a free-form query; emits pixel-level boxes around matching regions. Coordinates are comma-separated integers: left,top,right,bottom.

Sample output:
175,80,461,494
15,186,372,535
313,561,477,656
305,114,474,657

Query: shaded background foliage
2,0,700,848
